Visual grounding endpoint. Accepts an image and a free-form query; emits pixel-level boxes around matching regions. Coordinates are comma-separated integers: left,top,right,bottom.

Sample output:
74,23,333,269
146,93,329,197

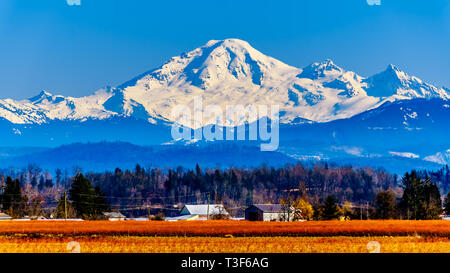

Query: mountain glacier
0,38,448,128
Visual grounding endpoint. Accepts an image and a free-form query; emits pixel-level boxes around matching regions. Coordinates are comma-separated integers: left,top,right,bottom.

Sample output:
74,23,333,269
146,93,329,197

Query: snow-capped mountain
424,149,450,165
0,39,448,127
276,98,450,173
0,89,115,124
364,64,449,100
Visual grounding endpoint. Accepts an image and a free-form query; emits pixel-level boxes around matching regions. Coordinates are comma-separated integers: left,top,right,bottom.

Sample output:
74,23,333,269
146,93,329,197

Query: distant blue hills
0,142,297,173
0,98,448,174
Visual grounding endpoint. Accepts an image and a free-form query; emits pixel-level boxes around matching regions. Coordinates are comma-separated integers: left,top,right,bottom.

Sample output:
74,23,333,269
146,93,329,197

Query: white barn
179,204,229,219
102,212,126,221
0,213,12,221
245,204,294,221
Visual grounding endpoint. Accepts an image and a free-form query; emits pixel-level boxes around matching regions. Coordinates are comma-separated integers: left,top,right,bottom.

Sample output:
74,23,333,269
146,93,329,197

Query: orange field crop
0,236,449,253
0,220,449,237
1,220,450,253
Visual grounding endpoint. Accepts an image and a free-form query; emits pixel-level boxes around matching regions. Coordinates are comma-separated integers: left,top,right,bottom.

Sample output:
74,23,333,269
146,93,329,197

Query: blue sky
0,0,449,99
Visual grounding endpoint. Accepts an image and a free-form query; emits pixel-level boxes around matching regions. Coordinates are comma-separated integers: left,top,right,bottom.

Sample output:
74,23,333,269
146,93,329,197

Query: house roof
102,212,125,218
0,213,12,220
248,204,284,213
24,216,47,220
181,204,229,216
165,215,200,221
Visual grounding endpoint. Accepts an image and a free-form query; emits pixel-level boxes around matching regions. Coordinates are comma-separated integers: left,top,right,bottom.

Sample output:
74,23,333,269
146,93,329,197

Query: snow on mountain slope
0,89,116,124
114,39,381,126
291,59,379,122
115,39,302,127
424,149,450,165
364,64,449,100
105,39,450,126
297,59,367,98
0,39,448,127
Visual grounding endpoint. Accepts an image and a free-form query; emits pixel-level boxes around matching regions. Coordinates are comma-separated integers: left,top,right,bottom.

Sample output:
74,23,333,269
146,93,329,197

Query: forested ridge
0,163,449,219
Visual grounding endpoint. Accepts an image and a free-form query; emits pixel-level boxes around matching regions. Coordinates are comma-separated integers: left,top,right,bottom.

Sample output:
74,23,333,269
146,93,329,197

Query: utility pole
64,190,67,221
207,192,210,220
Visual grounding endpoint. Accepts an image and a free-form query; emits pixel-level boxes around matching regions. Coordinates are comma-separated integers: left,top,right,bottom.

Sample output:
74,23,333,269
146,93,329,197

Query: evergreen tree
93,186,110,216
312,204,324,220
0,177,27,218
68,174,109,219
401,171,442,220
422,176,442,219
401,171,423,220
45,178,53,188
38,175,45,191
30,176,37,189
55,168,62,188
54,193,77,219
321,195,342,220
375,190,397,219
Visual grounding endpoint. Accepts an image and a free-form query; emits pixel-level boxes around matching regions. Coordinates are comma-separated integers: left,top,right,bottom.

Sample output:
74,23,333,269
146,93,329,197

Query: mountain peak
297,59,343,80
204,38,251,49
384,64,409,80
38,90,53,97
0,40,447,127
386,64,400,72
120,38,297,91
321,59,336,66
28,90,53,102
310,59,342,71
364,64,448,99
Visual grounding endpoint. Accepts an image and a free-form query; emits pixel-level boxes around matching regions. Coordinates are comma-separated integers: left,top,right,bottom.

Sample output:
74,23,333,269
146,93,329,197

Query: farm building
165,214,200,221
23,216,47,220
245,204,295,221
0,213,12,221
102,212,126,221
178,204,230,220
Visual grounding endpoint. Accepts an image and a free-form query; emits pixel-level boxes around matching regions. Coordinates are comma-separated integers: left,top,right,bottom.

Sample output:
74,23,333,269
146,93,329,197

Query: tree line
0,163,449,220
0,174,109,219
293,170,449,221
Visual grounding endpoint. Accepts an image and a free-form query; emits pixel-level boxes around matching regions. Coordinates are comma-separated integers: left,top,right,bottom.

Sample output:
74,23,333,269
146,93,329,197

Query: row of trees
0,164,72,189
1,163,450,220
285,170,450,221
3,163,450,197
0,174,109,219
81,163,398,217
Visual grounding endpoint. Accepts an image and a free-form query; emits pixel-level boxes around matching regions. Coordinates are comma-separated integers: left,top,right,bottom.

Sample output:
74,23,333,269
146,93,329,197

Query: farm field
0,236,450,253
0,220,450,253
